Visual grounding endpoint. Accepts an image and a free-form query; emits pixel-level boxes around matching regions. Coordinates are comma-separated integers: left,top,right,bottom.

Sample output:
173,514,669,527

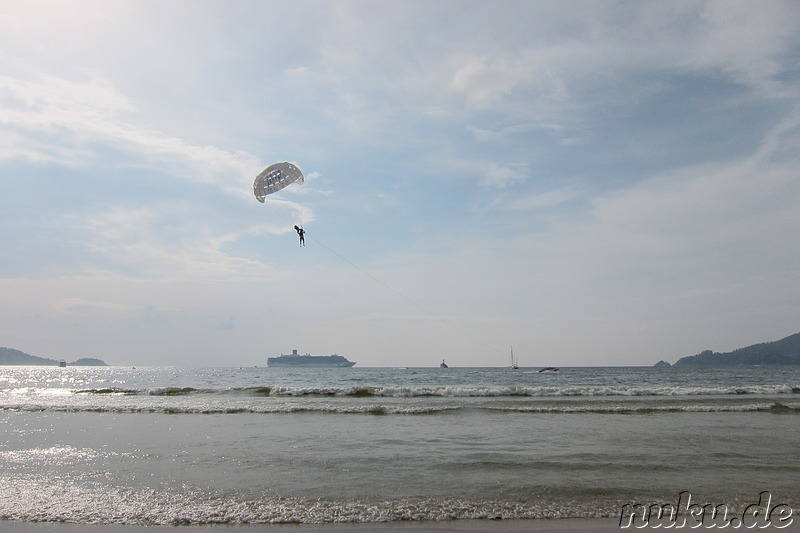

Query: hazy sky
2,1,799,367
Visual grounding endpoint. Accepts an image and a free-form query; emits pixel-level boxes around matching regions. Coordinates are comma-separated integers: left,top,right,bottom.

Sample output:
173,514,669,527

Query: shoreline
1,518,627,533
5,516,798,532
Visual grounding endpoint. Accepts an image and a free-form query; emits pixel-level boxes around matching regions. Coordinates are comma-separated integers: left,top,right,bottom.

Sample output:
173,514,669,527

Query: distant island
0,347,107,366
655,331,800,367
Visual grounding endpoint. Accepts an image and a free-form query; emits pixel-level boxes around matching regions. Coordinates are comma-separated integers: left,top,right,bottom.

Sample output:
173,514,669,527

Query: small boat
538,366,559,373
58,360,67,368
439,359,449,368
510,346,519,369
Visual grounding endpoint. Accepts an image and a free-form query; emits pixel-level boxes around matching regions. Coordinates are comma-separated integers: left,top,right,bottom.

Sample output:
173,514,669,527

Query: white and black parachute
253,162,304,202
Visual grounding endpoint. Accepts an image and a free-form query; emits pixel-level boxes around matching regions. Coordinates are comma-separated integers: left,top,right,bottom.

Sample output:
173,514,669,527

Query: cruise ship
267,349,356,368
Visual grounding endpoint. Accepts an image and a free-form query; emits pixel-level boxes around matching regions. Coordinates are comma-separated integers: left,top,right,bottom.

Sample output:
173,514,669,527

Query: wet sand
1,518,626,532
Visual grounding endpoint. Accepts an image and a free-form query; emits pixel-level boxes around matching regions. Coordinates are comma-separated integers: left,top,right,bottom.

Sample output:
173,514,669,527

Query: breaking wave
42,383,800,398
1,400,797,416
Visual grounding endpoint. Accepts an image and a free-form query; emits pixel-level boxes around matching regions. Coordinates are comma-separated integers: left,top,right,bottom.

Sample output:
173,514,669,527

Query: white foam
0,477,616,525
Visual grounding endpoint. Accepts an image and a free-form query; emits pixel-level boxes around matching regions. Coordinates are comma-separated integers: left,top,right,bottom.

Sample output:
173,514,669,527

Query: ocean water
0,365,798,526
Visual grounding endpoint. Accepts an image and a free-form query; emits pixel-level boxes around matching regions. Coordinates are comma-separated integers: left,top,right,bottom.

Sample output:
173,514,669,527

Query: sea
0,365,798,527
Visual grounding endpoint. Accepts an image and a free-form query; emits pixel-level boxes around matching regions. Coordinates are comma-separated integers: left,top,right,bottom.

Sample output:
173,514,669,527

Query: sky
1,1,799,367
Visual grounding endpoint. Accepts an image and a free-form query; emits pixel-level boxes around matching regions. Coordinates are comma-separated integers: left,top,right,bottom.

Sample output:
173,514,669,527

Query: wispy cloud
481,164,527,189
0,71,261,193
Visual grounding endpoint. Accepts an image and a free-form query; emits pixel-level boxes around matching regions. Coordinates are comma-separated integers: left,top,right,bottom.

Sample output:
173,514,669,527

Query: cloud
285,66,309,78
0,70,261,194
505,186,584,211
451,56,533,109
690,1,800,94
397,104,800,361
215,317,237,331
136,305,168,325
54,298,131,314
57,202,283,282
481,164,527,189
540,108,800,317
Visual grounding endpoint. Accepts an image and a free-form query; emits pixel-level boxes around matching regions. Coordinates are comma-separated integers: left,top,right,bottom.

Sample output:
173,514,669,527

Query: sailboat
510,346,519,369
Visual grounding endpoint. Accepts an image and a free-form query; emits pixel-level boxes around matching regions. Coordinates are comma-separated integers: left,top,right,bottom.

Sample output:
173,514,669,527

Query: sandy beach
1,518,628,533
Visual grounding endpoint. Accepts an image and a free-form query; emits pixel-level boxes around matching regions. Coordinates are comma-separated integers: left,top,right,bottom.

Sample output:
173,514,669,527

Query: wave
55,383,800,398
2,401,797,416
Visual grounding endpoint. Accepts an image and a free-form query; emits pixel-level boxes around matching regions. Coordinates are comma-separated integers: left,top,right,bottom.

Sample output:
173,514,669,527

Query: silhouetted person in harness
294,225,305,247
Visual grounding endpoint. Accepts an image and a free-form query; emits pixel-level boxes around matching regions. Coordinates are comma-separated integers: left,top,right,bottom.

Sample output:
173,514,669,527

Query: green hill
0,347,107,366
673,332,800,366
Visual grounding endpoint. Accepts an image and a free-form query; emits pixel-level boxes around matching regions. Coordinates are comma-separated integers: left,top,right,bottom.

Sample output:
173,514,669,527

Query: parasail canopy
253,162,304,203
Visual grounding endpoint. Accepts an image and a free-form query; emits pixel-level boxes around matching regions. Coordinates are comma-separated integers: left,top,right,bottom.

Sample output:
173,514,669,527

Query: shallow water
1,366,798,524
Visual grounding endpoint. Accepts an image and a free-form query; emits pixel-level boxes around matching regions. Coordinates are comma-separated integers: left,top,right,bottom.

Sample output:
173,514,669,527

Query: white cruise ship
267,349,356,368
